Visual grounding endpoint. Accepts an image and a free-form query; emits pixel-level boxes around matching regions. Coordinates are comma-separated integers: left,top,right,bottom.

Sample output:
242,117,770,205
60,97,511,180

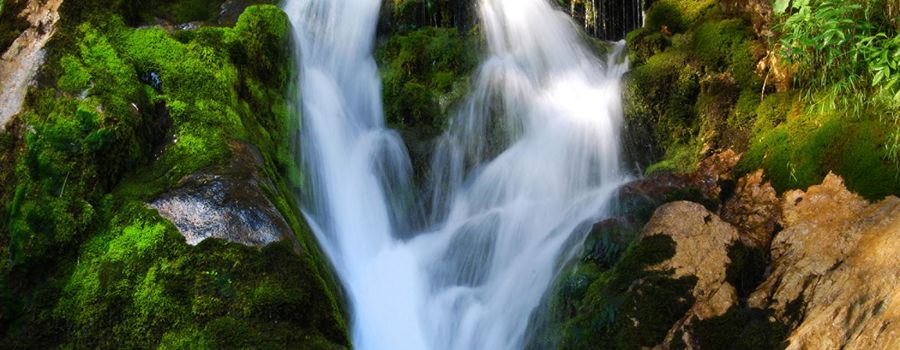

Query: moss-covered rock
1,3,348,348
376,26,478,181
621,0,898,199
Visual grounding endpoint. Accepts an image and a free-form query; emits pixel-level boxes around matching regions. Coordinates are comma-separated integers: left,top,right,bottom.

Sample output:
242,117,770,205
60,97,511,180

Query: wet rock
640,201,742,346
139,71,163,91
0,0,62,131
149,141,294,247
721,169,782,249
748,173,900,349
562,0,644,40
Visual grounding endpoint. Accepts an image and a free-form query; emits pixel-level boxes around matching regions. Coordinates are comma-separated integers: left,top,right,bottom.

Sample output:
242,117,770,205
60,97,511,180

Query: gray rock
150,141,294,247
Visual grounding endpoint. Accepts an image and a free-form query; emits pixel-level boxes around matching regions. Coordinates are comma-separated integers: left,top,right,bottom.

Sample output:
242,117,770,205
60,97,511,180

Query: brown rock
749,173,900,350
721,0,774,38
640,201,741,347
690,149,741,200
721,169,782,249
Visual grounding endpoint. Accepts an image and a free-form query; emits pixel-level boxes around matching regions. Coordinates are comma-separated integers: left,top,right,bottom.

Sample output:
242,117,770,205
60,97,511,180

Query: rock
640,201,742,346
721,169,782,249
217,0,257,26
0,0,62,131
689,149,741,201
749,173,900,350
149,141,295,248
721,0,774,38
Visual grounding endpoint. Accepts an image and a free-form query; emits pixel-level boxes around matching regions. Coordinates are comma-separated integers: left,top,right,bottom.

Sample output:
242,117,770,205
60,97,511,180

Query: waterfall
286,0,629,348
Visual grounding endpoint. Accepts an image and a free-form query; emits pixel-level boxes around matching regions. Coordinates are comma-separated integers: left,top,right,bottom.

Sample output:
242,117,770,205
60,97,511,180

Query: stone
721,169,782,249
0,0,62,131
689,149,741,200
149,141,296,248
748,173,900,350
640,201,742,346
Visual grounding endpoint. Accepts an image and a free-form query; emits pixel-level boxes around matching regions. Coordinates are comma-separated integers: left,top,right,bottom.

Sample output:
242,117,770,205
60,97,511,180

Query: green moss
625,49,700,149
1,4,347,348
644,0,717,33
557,234,698,350
378,27,475,131
376,26,477,181
737,108,900,199
625,27,670,64
645,141,702,175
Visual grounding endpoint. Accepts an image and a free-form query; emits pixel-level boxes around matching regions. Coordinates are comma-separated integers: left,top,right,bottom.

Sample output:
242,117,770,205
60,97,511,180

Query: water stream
286,0,629,348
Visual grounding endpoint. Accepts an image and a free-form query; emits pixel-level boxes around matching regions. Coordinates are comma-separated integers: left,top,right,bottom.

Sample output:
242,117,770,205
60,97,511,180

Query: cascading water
286,0,629,348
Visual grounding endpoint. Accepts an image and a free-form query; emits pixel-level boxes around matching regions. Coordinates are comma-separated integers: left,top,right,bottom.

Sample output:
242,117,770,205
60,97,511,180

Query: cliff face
0,1,348,348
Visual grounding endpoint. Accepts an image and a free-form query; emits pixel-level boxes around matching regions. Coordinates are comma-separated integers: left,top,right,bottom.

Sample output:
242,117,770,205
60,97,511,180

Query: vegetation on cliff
625,0,899,200
0,1,347,348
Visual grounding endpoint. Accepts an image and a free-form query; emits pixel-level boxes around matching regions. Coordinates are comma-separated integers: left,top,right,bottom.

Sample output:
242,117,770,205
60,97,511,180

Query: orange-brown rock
748,173,900,350
640,201,741,347
690,149,741,200
721,169,782,249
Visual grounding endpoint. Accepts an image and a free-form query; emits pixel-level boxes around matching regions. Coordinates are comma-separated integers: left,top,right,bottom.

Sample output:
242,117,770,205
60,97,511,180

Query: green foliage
776,0,900,161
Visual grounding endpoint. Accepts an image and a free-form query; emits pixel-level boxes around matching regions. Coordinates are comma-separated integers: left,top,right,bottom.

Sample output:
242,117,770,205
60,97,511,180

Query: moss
2,4,347,348
644,0,718,34
556,234,698,349
376,26,477,181
0,0,28,53
737,107,900,199
645,141,702,175
625,27,671,64
624,49,701,152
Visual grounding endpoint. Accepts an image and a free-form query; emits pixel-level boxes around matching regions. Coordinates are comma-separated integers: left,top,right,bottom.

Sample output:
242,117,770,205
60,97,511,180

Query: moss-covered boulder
1,3,348,348
376,26,478,181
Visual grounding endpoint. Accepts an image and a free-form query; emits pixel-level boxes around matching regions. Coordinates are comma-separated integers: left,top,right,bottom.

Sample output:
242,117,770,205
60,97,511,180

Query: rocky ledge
639,172,898,349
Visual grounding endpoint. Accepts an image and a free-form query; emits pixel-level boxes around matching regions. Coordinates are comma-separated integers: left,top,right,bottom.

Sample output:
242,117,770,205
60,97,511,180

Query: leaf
774,0,791,14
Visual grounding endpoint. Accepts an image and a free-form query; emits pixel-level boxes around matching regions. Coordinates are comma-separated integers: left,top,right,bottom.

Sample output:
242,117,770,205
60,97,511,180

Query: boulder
149,141,295,248
640,201,742,347
0,0,62,131
749,173,900,350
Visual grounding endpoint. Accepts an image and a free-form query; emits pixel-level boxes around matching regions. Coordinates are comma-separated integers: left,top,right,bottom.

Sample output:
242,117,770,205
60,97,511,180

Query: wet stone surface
149,141,293,247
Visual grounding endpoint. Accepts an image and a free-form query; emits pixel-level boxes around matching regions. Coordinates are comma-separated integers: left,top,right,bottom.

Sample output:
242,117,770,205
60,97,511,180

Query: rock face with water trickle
560,0,645,40
149,141,295,247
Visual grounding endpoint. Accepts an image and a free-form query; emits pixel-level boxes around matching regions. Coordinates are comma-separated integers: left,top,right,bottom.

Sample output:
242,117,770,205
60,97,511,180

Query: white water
286,0,629,348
